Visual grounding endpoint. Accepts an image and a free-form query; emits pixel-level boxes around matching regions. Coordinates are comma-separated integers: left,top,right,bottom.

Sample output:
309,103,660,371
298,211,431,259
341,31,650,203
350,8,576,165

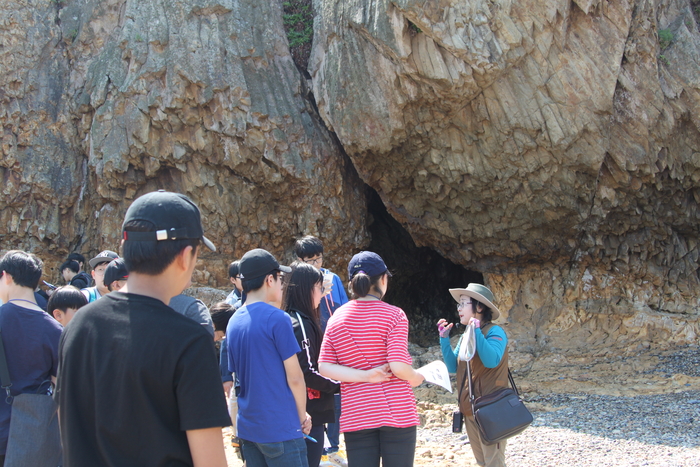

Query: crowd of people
0,190,511,467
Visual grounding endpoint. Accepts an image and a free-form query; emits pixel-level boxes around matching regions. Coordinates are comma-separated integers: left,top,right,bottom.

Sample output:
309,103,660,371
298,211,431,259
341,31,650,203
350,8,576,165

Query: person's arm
283,354,311,433
437,319,459,373
388,361,424,387
293,318,340,393
474,325,507,368
319,362,392,383
186,427,227,467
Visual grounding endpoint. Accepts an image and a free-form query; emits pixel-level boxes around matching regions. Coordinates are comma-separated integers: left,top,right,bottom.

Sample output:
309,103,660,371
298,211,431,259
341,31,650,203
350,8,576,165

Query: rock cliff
310,0,700,351
0,0,366,286
1,0,699,355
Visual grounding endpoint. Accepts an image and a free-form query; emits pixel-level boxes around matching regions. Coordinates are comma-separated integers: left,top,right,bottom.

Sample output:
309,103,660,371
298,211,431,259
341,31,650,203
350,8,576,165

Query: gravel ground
415,391,700,466
225,345,700,466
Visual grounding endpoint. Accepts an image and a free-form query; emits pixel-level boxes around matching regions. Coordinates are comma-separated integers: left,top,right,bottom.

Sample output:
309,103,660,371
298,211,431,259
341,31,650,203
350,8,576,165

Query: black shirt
56,292,231,467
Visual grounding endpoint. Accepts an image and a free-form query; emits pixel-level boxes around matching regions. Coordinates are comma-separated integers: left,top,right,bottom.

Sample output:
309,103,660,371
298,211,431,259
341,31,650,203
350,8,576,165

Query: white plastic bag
458,323,476,361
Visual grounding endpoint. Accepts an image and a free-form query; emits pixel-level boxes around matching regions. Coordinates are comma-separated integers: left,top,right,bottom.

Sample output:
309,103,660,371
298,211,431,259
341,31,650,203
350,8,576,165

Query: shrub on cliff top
282,0,314,72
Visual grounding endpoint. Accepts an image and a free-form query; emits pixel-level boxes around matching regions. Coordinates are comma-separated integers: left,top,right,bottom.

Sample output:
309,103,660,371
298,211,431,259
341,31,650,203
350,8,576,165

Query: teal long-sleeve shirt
440,324,508,373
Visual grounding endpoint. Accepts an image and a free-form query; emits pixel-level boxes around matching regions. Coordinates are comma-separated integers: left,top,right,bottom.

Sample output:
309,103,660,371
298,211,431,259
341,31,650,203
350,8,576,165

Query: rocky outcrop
1,0,699,355
310,0,700,352
0,0,367,284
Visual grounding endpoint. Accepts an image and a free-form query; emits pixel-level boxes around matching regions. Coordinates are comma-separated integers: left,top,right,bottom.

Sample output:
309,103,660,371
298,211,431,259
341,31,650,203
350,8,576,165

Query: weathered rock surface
310,0,700,352
0,0,367,285
1,0,699,357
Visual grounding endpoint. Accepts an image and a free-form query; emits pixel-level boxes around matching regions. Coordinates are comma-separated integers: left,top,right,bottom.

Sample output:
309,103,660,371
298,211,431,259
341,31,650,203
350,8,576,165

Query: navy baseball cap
239,248,291,280
347,251,390,278
122,191,216,252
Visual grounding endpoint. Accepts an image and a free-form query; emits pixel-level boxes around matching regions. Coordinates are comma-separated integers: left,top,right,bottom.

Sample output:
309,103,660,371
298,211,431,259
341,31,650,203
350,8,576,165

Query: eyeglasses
303,255,323,266
457,301,472,310
315,283,326,294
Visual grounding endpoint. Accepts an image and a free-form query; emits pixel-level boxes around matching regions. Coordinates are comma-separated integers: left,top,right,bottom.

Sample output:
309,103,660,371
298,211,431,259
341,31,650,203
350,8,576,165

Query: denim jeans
241,437,309,467
325,394,342,452
344,426,416,467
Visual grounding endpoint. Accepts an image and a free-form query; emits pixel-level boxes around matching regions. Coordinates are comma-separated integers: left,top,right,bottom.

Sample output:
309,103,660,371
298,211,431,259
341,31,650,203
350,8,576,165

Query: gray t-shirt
168,294,214,337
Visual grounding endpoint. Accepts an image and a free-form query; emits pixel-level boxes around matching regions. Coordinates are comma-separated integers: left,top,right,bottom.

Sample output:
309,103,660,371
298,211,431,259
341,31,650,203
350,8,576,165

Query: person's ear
177,245,198,271
52,309,63,321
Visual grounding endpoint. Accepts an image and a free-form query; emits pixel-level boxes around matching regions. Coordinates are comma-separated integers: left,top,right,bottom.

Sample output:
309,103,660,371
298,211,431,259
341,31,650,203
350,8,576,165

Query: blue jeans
241,437,309,467
325,394,342,452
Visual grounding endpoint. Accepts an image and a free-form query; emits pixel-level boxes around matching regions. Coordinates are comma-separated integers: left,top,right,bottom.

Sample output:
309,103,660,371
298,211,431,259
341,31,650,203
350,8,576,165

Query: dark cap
121,191,216,252
348,251,389,278
103,258,129,289
239,248,291,280
89,250,120,268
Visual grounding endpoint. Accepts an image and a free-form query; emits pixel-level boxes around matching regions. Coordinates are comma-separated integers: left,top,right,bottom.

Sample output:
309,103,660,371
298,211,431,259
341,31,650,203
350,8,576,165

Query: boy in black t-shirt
56,191,230,467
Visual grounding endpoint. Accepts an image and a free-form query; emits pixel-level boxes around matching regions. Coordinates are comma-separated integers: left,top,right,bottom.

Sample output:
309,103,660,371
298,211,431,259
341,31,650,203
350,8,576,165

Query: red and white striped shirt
319,300,420,433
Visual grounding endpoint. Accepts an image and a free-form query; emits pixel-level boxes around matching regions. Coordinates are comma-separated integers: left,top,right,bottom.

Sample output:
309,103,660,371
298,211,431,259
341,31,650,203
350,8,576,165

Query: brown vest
456,322,509,416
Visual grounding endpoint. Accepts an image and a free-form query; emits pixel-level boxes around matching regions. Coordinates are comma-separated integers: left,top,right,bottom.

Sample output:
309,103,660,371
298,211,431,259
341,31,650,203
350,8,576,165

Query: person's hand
469,318,480,329
223,381,233,398
301,413,312,435
365,364,392,383
437,318,453,338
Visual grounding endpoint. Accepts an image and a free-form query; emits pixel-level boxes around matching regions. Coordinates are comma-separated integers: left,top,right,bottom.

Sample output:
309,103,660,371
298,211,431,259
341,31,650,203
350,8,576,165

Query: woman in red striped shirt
319,251,424,467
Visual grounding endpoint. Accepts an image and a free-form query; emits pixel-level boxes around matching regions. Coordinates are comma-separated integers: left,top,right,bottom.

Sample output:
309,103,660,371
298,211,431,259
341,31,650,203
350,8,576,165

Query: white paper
416,360,452,393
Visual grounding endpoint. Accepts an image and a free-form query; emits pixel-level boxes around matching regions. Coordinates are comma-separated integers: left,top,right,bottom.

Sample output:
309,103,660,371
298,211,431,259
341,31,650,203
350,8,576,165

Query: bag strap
0,329,14,403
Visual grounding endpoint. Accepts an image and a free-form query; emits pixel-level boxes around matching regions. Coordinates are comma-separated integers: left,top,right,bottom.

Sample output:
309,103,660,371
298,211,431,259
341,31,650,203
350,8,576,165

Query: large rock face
1,0,699,355
310,0,700,352
0,0,367,284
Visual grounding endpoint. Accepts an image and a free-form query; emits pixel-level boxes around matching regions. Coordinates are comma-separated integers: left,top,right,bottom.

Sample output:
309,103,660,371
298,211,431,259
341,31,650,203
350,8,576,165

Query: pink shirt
319,300,420,432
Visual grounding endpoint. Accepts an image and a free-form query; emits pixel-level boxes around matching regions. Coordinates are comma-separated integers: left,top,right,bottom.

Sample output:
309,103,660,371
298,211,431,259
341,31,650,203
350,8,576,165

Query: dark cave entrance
365,188,482,347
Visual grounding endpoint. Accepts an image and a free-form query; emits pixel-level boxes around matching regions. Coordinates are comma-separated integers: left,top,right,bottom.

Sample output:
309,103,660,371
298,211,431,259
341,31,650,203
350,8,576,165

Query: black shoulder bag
466,361,533,445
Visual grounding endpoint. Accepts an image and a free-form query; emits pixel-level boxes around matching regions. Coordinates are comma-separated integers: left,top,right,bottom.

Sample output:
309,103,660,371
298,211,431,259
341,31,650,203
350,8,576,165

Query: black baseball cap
103,258,129,289
239,248,291,280
121,190,216,252
89,250,119,268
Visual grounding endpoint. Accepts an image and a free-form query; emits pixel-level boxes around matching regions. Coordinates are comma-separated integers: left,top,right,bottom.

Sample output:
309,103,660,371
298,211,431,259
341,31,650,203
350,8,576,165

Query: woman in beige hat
437,283,509,467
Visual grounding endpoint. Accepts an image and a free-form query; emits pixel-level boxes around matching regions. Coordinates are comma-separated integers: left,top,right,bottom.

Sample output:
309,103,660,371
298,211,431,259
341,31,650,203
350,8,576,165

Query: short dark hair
228,260,240,279
47,286,88,317
349,271,386,299
122,220,200,275
472,300,494,323
60,260,80,274
242,270,280,294
0,250,43,289
282,262,323,327
66,252,86,265
294,236,323,259
210,302,235,332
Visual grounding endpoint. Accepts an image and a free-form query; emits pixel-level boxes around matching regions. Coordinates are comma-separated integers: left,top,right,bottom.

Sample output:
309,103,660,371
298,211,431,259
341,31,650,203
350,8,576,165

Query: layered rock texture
1,0,699,354
310,0,700,351
0,0,366,286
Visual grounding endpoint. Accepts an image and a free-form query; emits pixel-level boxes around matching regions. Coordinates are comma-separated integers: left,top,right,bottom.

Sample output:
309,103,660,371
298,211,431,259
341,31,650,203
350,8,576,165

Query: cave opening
365,188,483,346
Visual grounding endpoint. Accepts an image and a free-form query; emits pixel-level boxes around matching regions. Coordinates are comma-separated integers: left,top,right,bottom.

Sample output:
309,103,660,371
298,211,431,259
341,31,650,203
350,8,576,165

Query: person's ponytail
349,272,385,299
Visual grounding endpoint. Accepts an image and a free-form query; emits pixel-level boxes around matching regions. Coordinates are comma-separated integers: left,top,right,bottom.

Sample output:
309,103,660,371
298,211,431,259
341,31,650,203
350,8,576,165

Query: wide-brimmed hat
449,283,500,319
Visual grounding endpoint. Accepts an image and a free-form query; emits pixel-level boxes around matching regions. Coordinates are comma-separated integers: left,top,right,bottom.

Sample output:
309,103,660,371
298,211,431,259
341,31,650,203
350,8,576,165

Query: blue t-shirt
226,302,301,443
0,302,62,454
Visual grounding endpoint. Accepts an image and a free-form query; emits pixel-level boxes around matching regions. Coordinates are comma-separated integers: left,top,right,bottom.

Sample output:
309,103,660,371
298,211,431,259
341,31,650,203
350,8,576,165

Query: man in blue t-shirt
227,248,311,466
0,250,63,464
